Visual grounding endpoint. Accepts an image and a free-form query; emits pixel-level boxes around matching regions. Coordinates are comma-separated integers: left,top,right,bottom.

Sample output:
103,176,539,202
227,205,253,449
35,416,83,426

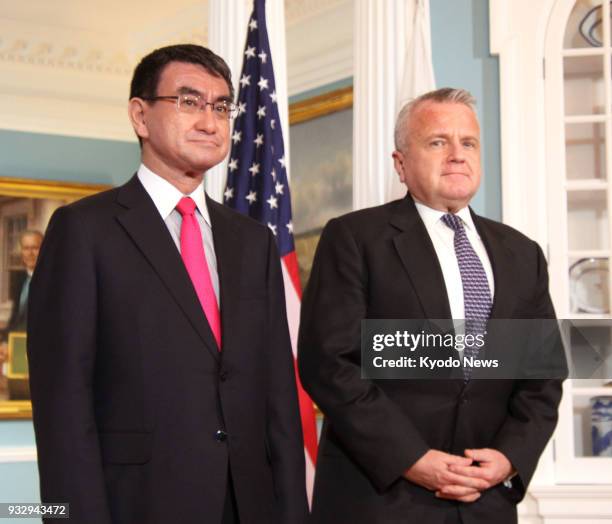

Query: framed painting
289,86,353,287
0,177,110,419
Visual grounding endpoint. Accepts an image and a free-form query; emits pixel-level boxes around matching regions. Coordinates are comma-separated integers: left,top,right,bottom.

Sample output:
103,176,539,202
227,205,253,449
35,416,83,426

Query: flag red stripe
282,251,302,300
282,252,318,465
293,360,318,465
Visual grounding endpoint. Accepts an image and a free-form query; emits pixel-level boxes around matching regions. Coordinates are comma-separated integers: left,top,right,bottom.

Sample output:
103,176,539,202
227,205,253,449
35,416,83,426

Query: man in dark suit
28,44,307,524
0,229,42,399
6,230,43,334
298,88,563,524
0,229,43,342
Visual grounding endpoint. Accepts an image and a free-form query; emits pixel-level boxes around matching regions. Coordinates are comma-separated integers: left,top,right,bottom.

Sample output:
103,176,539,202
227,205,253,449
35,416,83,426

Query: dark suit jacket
3,270,28,337
298,195,563,524
27,175,308,524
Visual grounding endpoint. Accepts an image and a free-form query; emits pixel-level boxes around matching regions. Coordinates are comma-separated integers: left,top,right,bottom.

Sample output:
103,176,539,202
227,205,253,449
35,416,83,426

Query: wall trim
531,485,612,520
488,0,556,246
0,447,37,463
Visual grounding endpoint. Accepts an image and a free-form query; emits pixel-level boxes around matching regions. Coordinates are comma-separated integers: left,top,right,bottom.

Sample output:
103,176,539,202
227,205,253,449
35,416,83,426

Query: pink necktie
176,197,221,349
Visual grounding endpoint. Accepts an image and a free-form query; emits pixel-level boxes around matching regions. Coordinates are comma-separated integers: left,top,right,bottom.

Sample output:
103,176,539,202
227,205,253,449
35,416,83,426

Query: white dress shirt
413,198,495,319
137,163,220,306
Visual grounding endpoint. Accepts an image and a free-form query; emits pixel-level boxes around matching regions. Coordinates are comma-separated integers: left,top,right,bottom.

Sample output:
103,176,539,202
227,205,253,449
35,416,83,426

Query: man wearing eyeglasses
27,44,307,524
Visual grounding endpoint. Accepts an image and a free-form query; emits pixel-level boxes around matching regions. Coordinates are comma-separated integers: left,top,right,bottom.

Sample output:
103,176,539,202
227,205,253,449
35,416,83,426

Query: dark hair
130,44,234,102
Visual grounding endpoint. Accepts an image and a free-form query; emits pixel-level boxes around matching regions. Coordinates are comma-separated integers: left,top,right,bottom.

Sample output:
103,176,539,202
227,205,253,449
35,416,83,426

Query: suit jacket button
219,370,228,382
215,430,228,442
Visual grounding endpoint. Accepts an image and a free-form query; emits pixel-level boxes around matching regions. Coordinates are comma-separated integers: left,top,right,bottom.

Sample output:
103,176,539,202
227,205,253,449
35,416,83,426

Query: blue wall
0,133,139,521
0,423,40,523
0,0,501,507
289,0,502,220
431,0,501,220
0,130,139,186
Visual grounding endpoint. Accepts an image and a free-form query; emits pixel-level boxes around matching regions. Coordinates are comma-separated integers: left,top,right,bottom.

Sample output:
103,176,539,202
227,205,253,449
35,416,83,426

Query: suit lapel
390,196,452,319
471,212,517,319
391,197,463,389
115,176,220,361
206,196,243,355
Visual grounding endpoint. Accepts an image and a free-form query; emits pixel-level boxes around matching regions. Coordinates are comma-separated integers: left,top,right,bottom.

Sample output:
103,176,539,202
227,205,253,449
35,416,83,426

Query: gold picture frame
289,85,353,125
0,177,110,420
289,86,353,289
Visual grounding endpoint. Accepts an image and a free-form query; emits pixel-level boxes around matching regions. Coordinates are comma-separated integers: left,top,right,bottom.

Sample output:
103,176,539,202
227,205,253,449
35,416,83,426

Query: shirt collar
412,196,476,232
137,163,211,226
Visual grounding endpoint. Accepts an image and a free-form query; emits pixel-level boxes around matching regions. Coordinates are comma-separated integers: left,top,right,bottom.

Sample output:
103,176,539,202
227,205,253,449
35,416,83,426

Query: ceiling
0,0,205,35
0,0,353,141
0,0,345,45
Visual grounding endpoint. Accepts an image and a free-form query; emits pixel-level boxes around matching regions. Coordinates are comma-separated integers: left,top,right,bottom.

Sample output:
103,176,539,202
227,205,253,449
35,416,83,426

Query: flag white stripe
282,258,316,508
281,259,300,358
305,447,315,506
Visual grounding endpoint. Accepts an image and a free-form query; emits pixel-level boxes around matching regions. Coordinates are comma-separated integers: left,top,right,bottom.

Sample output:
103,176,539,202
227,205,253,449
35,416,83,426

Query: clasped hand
403,448,513,503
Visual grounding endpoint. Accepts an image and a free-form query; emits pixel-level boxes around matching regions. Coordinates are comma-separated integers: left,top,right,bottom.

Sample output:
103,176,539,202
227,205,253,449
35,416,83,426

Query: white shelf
562,48,607,58
566,313,612,320
566,179,608,191
571,387,612,397
501,0,612,488
568,250,610,259
565,115,608,124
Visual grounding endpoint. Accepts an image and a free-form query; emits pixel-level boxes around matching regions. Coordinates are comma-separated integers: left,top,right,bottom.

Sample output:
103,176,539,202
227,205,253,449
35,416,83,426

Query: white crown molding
0,446,37,463
0,3,210,76
288,44,352,95
0,41,131,76
0,0,351,76
286,0,353,95
0,19,132,75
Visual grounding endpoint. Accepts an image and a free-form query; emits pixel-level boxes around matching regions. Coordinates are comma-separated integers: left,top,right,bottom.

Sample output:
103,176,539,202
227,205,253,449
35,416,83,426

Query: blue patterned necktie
442,213,492,379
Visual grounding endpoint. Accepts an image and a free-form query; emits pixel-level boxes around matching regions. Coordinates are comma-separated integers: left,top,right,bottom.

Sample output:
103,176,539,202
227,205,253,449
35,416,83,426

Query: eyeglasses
143,94,238,120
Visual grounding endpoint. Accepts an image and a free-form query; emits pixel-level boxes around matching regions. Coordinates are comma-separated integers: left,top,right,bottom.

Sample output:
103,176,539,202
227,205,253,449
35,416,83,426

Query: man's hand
403,450,488,502
446,448,514,492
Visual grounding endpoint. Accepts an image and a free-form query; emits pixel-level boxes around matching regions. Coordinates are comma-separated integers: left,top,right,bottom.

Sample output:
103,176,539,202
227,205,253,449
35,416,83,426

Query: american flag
224,0,318,501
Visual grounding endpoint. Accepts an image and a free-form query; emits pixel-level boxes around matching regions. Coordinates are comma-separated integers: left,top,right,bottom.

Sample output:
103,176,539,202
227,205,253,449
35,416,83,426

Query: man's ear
392,151,406,183
128,98,149,140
